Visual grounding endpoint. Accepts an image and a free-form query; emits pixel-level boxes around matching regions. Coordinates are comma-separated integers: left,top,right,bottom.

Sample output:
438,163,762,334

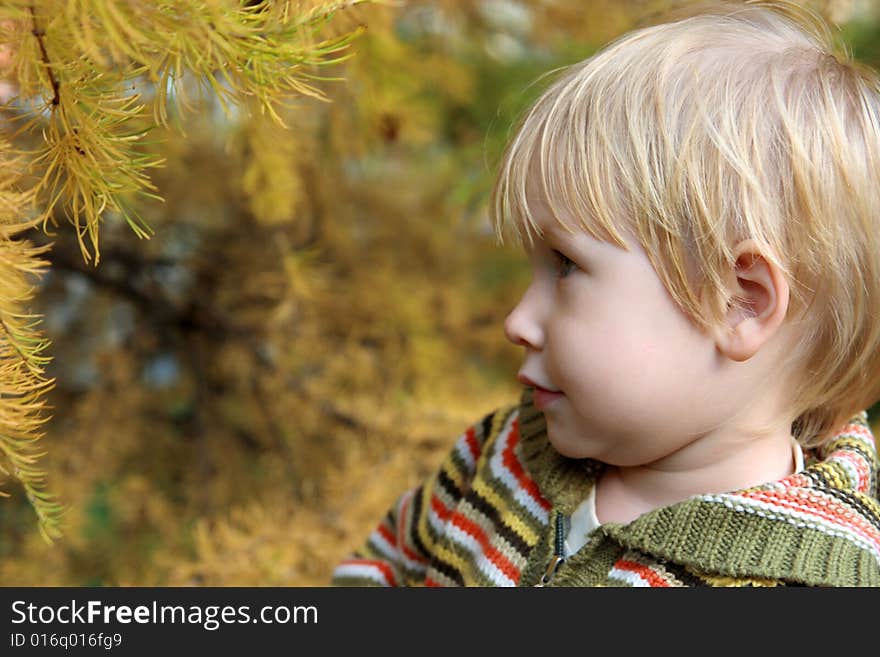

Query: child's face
504,194,733,466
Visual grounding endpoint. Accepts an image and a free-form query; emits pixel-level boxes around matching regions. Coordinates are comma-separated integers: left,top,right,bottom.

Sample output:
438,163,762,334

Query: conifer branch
0,0,380,547
0,317,41,375
27,5,58,107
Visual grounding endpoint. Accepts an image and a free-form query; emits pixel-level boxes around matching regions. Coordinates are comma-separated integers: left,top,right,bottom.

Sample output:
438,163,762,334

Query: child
332,0,880,586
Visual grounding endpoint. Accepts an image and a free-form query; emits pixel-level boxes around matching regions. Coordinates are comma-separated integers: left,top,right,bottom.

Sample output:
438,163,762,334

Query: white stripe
393,491,428,575
425,479,458,541
399,553,427,576
488,412,550,525
444,523,517,586
701,493,880,564
454,432,478,475
366,529,399,562
427,504,447,536
735,491,879,549
827,452,863,490
332,563,393,586
426,491,519,585
839,422,873,447
433,472,460,513
608,568,650,587
459,499,528,570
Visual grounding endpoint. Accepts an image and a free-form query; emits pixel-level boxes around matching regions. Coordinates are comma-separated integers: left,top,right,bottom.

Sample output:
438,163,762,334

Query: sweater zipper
536,512,568,587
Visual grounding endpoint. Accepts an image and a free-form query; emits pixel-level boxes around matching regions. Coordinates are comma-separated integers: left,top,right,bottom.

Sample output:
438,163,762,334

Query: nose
504,285,545,350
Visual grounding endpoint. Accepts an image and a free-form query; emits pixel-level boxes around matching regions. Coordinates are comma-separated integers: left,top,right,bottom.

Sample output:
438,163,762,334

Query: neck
594,426,797,525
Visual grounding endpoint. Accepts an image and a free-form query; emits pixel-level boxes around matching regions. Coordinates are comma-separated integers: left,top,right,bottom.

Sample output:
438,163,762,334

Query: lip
517,373,564,411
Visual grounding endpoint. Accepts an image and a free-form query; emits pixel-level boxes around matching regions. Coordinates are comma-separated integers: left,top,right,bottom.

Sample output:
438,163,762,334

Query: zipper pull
536,512,568,587
537,555,565,586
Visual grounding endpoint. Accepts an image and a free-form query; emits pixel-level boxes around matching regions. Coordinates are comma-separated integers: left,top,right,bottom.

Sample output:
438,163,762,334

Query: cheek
546,319,632,387
548,310,702,394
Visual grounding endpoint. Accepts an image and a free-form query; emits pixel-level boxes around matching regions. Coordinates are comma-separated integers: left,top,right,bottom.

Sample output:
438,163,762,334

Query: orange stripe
377,523,396,548
840,423,872,442
739,489,879,550
344,558,398,587
614,559,670,587
501,419,551,511
744,488,876,534
464,427,481,464
431,494,451,521
449,510,520,583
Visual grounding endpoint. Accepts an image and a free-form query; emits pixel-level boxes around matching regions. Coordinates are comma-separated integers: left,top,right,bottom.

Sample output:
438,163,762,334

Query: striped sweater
332,388,880,587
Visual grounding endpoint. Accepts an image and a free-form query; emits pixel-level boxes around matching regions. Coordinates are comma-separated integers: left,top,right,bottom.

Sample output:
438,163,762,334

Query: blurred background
1,0,878,585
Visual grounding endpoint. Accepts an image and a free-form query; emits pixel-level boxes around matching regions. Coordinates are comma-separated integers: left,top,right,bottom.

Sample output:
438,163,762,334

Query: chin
545,429,594,460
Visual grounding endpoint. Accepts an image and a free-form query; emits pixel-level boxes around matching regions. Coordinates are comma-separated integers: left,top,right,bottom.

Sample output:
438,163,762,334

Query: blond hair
491,1,880,447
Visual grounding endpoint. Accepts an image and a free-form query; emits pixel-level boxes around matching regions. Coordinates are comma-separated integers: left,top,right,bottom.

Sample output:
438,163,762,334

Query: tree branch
28,5,59,107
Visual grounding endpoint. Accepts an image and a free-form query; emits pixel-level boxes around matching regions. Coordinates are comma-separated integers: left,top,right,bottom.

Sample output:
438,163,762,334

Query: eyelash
552,249,577,278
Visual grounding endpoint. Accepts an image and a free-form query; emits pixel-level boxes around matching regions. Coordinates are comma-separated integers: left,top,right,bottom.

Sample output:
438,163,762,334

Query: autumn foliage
0,0,876,585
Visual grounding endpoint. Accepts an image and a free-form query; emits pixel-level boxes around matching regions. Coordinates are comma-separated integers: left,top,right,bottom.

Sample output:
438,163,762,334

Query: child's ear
713,240,790,362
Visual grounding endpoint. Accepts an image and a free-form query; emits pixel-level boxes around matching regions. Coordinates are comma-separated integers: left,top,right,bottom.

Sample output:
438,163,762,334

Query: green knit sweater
333,388,880,586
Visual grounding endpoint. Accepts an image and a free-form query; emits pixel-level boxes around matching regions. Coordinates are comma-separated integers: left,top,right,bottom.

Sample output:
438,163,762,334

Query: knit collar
516,387,880,586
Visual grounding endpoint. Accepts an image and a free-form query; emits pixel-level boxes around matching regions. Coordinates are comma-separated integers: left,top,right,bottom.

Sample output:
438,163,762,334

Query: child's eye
552,249,577,278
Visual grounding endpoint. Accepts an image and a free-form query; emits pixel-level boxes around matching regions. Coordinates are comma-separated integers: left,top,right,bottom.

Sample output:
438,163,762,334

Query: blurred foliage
0,0,373,545
0,0,878,585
